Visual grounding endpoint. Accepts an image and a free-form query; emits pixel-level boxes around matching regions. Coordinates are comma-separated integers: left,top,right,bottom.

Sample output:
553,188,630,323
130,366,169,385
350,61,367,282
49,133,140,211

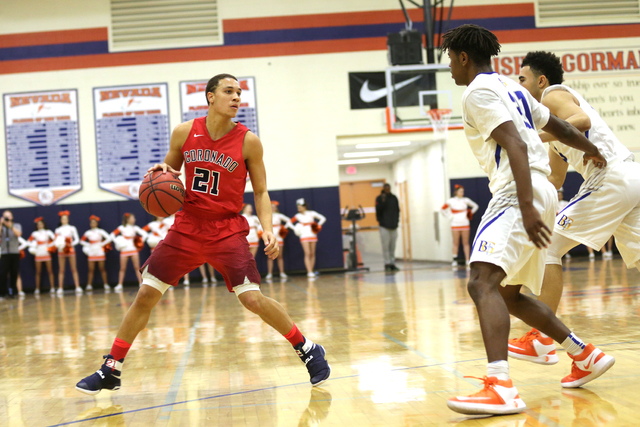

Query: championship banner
3,89,81,205
93,83,170,199
180,77,259,135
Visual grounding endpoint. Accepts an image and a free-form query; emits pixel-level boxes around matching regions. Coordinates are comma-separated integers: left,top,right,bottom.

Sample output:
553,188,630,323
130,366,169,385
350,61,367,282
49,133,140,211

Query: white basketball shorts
553,159,640,270
470,173,557,295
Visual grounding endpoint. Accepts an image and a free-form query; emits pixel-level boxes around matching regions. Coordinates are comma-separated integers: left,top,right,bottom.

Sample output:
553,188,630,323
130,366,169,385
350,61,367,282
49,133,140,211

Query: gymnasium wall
2,0,640,269
338,164,393,184
4,1,639,208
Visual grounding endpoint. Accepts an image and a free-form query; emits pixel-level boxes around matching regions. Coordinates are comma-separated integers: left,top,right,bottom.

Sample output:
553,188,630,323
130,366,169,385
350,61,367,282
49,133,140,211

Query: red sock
110,337,131,361
284,323,305,347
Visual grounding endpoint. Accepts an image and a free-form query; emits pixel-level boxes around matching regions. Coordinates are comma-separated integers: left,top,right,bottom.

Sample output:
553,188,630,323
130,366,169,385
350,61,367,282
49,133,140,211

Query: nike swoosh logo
582,351,599,370
359,75,422,103
194,134,204,137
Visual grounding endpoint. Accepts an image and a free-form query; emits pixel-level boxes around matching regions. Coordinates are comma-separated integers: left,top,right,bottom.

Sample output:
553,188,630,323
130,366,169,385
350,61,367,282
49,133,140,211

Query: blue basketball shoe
76,355,123,395
295,339,331,386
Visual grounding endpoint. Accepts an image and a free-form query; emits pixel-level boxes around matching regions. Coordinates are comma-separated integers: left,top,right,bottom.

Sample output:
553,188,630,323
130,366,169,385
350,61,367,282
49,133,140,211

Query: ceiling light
337,158,380,165
355,141,411,149
344,150,393,157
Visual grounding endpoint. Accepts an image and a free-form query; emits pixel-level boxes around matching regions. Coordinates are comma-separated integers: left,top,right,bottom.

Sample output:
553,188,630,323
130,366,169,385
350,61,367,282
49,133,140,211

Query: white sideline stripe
158,293,207,419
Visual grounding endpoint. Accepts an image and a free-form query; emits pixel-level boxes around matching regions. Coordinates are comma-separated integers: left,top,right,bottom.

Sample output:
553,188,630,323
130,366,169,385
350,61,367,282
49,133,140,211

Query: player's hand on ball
145,163,180,177
582,148,607,169
262,231,279,259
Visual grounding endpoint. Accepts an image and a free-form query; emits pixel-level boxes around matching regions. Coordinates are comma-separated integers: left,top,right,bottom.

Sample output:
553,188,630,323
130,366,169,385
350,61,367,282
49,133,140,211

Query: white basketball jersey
543,84,634,180
463,72,551,195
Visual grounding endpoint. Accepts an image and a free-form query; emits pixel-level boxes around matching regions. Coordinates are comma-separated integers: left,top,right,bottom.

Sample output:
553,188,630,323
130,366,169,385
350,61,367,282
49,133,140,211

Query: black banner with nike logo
349,71,435,110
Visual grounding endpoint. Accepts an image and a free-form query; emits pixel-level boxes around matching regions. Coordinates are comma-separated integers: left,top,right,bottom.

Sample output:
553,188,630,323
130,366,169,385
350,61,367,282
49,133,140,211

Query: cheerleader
241,204,261,257
266,201,293,280
441,185,478,267
143,216,165,251
54,210,81,295
80,215,112,292
28,217,56,295
291,198,326,278
111,213,148,292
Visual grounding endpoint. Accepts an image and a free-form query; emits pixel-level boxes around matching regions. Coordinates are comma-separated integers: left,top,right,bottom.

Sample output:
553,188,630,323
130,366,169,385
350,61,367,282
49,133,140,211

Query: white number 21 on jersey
192,167,220,196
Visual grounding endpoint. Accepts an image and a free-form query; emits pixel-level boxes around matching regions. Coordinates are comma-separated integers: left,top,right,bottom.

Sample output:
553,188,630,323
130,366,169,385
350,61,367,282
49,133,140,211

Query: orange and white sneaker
561,344,615,388
447,376,526,415
508,328,558,365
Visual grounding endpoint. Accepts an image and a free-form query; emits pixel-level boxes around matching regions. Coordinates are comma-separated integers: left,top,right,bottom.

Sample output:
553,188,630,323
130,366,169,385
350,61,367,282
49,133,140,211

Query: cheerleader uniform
162,215,175,230
441,197,479,230
111,225,148,257
80,228,112,261
28,229,55,261
54,224,80,257
143,220,165,250
273,213,293,246
292,211,326,243
243,214,261,247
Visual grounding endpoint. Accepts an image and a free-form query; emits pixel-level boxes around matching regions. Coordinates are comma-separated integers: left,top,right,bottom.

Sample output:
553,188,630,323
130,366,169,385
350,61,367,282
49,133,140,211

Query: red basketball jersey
181,117,248,218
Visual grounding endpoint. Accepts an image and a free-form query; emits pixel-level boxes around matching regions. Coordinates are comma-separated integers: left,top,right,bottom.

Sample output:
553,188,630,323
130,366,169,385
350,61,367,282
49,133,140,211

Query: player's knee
238,291,263,314
134,286,160,310
467,278,491,302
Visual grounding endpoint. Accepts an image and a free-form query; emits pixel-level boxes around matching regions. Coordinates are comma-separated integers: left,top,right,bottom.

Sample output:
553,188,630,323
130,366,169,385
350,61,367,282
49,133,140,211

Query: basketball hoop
426,108,452,140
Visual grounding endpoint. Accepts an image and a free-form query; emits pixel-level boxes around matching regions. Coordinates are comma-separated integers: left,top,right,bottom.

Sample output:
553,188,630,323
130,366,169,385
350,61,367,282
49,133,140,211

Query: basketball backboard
385,64,465,133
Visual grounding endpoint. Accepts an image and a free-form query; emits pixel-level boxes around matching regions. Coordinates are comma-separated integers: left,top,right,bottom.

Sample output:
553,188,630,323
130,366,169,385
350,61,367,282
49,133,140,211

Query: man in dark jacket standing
375,184,400,271
0,210,22,299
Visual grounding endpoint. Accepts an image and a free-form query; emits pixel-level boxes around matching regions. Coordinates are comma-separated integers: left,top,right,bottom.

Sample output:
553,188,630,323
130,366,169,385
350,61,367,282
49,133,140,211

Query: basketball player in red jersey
76,74,331,395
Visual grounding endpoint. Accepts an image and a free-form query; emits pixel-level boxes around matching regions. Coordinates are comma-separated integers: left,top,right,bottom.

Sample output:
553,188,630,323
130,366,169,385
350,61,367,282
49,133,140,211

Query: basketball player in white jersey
441,25,613,416
509,50,640,362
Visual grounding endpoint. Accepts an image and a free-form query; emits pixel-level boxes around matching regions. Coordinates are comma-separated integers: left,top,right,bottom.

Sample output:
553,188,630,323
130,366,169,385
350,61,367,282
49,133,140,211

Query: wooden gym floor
0,257,638,426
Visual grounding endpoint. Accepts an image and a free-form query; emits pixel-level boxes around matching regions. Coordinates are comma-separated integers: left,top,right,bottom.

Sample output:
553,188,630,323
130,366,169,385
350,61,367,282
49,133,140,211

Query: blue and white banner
3,89,81,205
93,83,170,199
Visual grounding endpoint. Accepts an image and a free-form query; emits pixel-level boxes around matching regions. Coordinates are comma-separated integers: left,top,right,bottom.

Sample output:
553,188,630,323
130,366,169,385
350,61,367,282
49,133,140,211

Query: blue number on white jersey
508,91,534,129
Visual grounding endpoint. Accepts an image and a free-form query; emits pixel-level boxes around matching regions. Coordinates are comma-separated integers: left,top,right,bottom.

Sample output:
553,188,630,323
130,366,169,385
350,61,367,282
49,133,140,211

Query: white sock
561,333,586,356
487,360,509,381
539,331,549,338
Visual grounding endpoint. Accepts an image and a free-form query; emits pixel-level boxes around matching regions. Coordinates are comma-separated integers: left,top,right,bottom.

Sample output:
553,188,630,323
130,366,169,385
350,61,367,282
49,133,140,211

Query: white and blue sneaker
76,355,123,395
295,339,331,386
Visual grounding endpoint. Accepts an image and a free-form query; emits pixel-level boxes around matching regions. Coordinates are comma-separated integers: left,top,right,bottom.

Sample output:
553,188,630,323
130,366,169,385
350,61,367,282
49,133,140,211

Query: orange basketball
139,171,185,217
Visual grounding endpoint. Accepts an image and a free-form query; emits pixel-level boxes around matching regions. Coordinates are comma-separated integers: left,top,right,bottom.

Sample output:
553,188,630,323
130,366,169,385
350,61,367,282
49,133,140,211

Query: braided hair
521,51,564,86
441,24,501,66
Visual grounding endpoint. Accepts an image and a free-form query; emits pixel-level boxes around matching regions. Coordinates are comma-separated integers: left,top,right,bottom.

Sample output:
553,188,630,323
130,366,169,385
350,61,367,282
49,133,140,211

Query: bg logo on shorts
557,215,573,230
478,241,495,253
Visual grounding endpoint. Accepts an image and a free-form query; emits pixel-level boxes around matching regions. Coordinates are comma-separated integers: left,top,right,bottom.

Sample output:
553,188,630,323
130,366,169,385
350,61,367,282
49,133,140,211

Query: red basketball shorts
140,211,261,292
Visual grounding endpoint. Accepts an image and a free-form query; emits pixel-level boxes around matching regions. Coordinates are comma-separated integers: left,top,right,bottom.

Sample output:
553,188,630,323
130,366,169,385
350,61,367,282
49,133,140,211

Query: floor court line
157,292,208,420
45,357,509,426
48,351,638,426
283,281,310,295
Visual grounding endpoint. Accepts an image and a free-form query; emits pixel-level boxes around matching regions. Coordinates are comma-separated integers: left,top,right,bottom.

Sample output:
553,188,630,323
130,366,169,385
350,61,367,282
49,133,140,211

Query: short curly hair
521,51,564,85
441,24,501,66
